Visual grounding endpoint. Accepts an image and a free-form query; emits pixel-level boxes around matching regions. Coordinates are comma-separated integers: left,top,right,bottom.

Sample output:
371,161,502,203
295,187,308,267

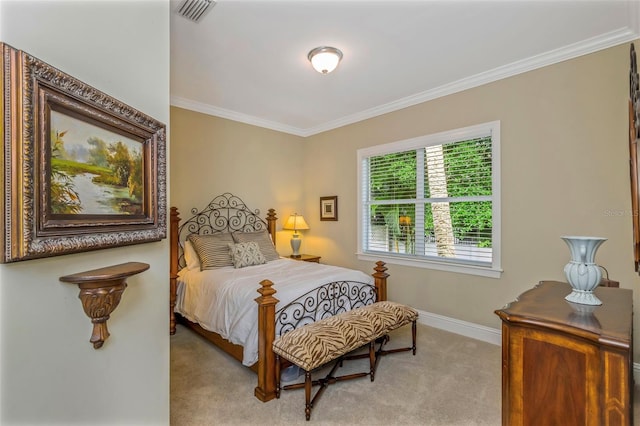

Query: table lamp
283,213,309,258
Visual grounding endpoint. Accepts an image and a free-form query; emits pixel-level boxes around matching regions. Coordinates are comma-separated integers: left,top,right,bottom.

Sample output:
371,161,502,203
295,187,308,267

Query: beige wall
171,42,640,358
304,42,636,338
170,107,306,255
0,1,170,424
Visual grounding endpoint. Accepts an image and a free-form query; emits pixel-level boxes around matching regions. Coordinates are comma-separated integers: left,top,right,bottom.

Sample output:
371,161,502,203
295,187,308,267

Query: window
357,121,501,278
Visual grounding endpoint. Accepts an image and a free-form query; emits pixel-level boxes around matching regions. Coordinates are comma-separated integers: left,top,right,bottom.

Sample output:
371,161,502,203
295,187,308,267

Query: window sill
357,253,503,279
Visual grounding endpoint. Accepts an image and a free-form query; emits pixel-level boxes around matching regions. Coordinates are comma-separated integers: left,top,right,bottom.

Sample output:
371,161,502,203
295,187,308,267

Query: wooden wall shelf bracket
60,262,150,349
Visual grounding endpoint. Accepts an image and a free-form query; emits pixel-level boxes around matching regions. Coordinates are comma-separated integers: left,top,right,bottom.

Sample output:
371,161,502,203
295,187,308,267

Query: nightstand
290,254,321,263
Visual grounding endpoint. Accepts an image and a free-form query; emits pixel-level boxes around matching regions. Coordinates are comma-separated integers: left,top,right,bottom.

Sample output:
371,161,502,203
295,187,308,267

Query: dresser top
495,281,632,348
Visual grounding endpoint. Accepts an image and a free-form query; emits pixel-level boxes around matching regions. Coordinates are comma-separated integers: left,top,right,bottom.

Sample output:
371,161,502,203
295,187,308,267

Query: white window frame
357,121,502,278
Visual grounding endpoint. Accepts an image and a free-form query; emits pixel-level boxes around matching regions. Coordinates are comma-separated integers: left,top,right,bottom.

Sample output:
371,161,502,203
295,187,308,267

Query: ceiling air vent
176,0,215,23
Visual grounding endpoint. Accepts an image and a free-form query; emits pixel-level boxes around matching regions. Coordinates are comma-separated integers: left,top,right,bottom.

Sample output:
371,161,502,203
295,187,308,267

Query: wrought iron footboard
275,280,377,335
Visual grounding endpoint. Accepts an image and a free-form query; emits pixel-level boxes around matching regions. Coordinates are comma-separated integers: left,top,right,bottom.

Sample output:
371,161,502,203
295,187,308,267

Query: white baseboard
416,308,640,385
416,309,502,346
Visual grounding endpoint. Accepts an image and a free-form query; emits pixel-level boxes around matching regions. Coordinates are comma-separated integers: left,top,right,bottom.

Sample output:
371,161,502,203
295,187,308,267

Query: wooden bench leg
344,321,417,381
376,320,418,358
412,320,417,355
275,355,281,399
282,355,373,421
305,370,312,421
369,341,376,381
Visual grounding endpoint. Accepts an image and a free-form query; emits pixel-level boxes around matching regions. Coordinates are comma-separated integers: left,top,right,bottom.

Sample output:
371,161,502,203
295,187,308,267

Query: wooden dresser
495,281,633,425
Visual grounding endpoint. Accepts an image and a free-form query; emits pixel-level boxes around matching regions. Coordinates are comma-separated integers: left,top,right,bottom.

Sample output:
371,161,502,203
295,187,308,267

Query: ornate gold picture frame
1,43,166,262
629,43,640,273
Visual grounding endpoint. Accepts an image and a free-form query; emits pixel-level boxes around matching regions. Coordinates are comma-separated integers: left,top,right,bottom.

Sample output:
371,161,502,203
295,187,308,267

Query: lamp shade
308,46,343,74
283,214,309,231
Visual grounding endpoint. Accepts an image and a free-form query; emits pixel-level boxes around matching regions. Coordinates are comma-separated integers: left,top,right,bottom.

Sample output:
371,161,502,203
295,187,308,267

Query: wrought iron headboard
275,280,377,335
177,193,272,269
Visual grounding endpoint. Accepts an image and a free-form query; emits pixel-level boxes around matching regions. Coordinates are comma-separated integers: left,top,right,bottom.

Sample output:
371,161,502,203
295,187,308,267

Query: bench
272,301,418,420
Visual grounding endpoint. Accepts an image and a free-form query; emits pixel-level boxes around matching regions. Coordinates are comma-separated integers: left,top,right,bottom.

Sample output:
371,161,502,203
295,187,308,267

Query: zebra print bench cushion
272,301,418,371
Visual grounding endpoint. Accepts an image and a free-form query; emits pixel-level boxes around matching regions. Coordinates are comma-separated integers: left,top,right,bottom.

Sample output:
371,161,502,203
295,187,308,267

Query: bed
169,193,389,402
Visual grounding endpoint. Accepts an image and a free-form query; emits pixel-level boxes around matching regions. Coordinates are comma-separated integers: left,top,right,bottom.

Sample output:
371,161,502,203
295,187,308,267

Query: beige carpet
171,323,640,425
171,323,501,425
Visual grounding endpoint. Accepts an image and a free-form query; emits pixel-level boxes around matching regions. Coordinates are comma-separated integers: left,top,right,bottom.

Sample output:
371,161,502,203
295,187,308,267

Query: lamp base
290,234,302,257
290,254,302,259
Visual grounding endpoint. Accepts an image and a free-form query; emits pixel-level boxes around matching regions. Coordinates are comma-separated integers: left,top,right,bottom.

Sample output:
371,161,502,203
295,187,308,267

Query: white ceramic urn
561,236,607,306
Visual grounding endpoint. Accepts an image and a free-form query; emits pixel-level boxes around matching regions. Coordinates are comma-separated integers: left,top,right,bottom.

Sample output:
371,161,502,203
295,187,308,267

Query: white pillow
183,240,201,271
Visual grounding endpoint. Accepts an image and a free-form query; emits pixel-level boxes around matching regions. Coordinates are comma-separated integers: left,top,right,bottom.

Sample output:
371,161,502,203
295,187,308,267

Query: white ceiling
170,0,640,137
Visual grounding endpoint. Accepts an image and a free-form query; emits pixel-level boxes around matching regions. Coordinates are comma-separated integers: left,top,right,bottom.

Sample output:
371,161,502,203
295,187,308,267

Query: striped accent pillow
232,231,280,262
188,233,235,270
228,242,267,268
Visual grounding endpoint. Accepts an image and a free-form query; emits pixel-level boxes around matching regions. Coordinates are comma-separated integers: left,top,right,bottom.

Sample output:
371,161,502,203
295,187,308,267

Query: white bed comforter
176,258,373,366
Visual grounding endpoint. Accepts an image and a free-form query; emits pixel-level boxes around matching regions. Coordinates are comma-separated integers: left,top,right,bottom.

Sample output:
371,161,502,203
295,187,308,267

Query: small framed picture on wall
320,196,338,221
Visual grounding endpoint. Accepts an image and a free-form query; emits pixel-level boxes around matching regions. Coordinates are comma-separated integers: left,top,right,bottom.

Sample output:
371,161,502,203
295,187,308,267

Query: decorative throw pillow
228,242,267,269
183,240,201,271
232,230,280,262
188,233,235,270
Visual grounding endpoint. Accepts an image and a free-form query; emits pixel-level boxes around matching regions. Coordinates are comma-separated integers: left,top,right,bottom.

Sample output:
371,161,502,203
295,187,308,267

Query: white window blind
358,121,501,278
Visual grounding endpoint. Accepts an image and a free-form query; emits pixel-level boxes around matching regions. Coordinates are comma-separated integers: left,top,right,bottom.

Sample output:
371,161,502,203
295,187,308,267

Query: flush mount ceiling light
307,46,343,74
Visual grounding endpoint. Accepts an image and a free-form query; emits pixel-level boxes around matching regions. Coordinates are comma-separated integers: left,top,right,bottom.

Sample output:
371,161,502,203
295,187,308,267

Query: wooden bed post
254,279,279,402
373,261,388,302
266,208,277,244
169,207,180,335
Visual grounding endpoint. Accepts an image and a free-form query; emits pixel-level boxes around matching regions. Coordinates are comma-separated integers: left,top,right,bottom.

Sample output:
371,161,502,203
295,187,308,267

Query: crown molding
171,27,640,138
305,27,639,136
170,96,308,137
630,0,640,36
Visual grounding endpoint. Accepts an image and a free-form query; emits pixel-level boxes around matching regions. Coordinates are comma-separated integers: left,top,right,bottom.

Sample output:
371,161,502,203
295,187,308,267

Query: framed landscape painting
49,109,146,217
1,43,167,262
